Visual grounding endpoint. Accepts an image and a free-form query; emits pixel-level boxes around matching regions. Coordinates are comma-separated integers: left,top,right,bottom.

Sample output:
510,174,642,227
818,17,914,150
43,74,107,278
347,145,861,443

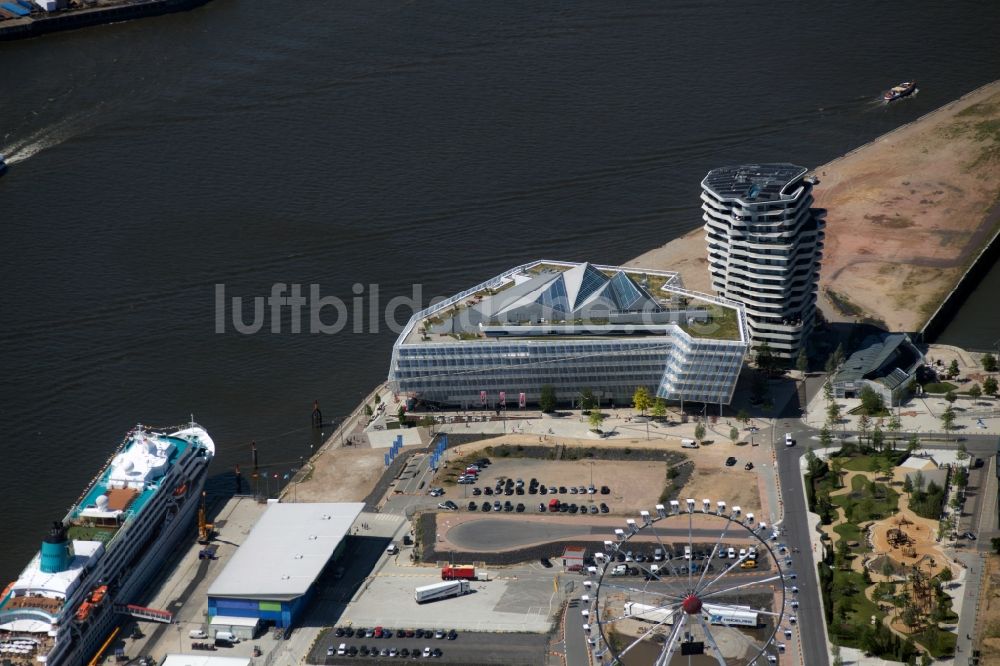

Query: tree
397,405,407,424
632,386,652,415
823,381,834,402
820,425,834,449
903,475,914,495
901,604,922,630
831,458,844,489
756,341,777,375
944,390,957,405
983,352,998,373
872,426,885,453
826,401,841,427
580,388,596,413
954,466,968,489
956,441,968,463
886,413,902,446
960,384,979,405
729,426,739,445
913,470,926,493
373,394,381,405
364,404,373,417
906,433,920,454
858,414,872,443
940,408,956,435
736,408,749,424
588,410,605,431
539,385,557,413
860,385,886,416
651,398,667,420
835,538,850,567
694,422,706,443
796,348,808,376
985,376,999,397
948,359,960,379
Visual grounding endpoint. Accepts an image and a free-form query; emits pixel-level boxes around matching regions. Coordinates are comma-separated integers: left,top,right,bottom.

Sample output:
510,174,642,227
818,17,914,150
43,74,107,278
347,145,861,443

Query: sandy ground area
627,80,1000,332
978,554,1000,662
438,457,670,514
445,433,769,517
295,444,408,502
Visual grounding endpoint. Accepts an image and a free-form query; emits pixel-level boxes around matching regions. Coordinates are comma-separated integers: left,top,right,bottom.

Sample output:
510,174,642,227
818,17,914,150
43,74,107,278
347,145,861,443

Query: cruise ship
0,423,215,666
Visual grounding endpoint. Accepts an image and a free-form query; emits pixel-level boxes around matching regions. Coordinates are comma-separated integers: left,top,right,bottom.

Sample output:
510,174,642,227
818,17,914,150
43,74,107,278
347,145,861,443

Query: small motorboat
884,81,916,102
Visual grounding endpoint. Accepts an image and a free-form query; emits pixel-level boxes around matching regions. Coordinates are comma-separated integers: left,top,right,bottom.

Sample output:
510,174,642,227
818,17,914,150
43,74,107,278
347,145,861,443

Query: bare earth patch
627,81,1000,332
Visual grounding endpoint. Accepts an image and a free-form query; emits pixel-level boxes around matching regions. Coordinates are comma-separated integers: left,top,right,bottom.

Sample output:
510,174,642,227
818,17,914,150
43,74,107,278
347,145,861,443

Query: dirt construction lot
439,457,669,514
437,435,768,517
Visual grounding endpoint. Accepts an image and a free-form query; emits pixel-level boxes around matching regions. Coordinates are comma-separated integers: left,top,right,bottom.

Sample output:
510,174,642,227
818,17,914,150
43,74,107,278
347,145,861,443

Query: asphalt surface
447,518,760,551
774,421,827,666
309,630,548,665
563,597,589,666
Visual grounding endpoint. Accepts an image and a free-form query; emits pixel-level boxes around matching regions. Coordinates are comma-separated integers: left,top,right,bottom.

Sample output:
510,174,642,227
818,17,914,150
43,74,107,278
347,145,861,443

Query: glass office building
388,261,749,408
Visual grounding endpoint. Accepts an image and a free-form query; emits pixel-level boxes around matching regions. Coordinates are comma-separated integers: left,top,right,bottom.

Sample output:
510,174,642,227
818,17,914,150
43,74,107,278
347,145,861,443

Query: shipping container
1,2,29,15
441,565,475,581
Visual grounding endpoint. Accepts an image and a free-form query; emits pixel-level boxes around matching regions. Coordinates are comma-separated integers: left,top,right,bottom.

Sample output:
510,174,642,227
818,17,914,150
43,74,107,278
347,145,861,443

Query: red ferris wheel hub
682,594,703,615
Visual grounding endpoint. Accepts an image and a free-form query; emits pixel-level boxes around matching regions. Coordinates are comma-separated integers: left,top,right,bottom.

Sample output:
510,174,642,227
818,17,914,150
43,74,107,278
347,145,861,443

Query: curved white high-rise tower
701,164,824,359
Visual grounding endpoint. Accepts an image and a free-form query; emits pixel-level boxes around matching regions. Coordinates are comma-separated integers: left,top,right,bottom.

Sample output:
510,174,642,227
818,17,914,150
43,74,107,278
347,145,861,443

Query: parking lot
339,556,560,633
308,629,548,665
436,456,669,515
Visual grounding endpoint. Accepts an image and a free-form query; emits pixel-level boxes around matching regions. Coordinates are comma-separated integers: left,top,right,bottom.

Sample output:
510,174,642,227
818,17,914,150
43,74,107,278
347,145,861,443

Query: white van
189,630,208,639
386,543,399,555
681,439,699,449
214,631,238,644
337,643,347,656
784,433,794,447
653,548,664,562
727,547,736,559
684,546,691,560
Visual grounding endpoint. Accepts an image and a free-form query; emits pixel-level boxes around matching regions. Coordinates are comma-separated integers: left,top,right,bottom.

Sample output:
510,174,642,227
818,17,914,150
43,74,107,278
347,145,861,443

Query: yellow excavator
197,492,214,545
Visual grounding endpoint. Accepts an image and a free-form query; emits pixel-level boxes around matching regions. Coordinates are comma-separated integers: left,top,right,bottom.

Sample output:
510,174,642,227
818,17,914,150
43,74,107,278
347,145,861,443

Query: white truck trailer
624,602,758,627
414,579,471,604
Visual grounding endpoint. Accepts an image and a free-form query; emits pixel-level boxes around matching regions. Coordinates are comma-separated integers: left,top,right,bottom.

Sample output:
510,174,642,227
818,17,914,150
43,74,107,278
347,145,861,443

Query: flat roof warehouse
207,502,364,601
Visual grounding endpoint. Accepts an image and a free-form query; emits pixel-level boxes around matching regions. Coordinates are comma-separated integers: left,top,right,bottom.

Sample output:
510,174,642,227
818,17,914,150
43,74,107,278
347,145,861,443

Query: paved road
563,597,590,666
776,420,829,666
447,518,760,551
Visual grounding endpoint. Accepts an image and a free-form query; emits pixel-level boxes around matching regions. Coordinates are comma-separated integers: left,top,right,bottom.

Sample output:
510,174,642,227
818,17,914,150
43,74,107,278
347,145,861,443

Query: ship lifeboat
76,600,92,622
173,483,188,497
90,585,108,604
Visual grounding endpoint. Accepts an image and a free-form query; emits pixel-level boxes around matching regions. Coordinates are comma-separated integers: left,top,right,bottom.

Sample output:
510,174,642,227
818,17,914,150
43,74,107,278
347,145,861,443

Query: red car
373,626,383,638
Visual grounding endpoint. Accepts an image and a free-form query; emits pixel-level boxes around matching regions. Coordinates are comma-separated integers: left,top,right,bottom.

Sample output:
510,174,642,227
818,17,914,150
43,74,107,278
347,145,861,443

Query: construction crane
197,491,214,545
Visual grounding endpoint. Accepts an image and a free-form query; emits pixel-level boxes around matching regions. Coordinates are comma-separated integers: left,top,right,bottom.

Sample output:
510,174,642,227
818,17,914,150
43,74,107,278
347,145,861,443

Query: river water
1,0,998,580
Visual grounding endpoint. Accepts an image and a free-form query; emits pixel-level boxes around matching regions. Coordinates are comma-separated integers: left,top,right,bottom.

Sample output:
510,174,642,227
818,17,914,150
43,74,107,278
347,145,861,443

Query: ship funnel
40,521,72,573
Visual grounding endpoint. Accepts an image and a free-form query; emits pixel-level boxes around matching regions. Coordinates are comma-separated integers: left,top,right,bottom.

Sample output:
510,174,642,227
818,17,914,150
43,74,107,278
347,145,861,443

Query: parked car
590,505,599,514
438,501,458,510
515,503,525,512
429,487,445,496
600,503,609,513
538,503,546,512
482,502,491,512
725,457,738,467
472,487,482,496
600,485,611,494
745,462,754,471
467,501,477,511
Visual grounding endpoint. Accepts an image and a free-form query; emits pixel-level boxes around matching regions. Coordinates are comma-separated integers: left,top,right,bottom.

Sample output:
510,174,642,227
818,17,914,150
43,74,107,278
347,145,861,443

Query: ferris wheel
581,499,797,666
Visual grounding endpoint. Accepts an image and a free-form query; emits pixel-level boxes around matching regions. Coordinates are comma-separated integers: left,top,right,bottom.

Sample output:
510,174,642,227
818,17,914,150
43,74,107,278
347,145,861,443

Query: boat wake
0,108,102,165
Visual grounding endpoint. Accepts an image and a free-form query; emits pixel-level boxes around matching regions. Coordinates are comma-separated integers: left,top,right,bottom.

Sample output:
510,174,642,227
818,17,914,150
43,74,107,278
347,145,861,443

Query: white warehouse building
701,164,825,359
388,260,749,408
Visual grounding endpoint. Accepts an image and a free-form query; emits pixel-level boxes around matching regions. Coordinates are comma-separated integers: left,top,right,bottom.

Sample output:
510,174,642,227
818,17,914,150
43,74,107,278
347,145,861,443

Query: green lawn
828,567,885,647
838,452,906,473
833,521,865,548
922,381,957,394
830,474,899,523
911,626,957,658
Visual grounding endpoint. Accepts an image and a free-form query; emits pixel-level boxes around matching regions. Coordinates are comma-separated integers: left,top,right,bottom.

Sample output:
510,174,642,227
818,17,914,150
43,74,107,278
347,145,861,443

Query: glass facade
388,260,748,407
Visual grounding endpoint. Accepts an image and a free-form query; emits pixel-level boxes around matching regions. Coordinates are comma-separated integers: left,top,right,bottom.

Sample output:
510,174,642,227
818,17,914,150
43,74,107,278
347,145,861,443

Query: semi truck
624,602,758,627
441,565,476,580
414,579,471,604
